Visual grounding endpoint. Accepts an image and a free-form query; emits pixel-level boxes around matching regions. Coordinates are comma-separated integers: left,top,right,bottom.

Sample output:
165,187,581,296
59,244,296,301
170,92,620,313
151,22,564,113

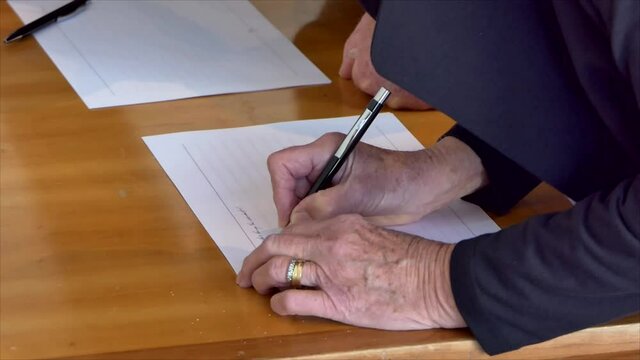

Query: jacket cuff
450,237,518,355
358,0,381,18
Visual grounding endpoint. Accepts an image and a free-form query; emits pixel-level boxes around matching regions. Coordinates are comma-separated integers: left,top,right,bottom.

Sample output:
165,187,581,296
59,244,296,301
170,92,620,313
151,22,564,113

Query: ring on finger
286,258,305,289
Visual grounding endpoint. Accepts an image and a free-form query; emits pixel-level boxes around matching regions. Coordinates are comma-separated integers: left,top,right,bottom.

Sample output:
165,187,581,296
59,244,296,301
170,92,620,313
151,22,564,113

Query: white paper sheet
143,113,500,273
7,0,330,108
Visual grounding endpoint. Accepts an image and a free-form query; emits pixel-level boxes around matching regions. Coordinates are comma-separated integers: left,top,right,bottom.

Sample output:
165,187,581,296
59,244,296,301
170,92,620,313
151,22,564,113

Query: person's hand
340,13,431,110
236,214,465,330
268,134,488,227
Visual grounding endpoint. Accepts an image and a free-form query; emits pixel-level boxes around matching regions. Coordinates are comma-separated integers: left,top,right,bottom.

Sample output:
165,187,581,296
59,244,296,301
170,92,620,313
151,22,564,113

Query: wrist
417,241,466,328
435,243,466,328
419,137,488,208
433,136,488,195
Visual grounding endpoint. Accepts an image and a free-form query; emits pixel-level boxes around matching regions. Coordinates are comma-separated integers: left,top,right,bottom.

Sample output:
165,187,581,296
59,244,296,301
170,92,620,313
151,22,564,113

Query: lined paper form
7,0,329,108
143,114,500,273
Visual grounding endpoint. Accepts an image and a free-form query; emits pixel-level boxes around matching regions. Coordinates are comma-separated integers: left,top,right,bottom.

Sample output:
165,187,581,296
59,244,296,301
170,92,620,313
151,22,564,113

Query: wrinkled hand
236,214,465,330
340,13,431,110
268,133,488,227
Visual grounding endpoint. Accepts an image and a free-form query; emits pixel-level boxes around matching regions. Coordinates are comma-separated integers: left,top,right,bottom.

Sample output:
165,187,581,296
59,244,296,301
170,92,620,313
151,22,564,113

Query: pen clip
334,87,389,157
57,0,89,22
335,112,369,157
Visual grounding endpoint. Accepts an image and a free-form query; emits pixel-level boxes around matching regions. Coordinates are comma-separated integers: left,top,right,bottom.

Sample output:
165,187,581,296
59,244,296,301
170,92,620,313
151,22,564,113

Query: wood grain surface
1,1,638,359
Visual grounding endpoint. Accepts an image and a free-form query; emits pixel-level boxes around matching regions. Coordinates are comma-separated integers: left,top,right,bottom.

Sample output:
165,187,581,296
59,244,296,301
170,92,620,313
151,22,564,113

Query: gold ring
286,259,305,288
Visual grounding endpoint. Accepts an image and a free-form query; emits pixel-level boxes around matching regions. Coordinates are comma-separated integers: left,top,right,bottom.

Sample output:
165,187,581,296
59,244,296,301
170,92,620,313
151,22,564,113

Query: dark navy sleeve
450,176,640,355
363,0,640,355
358,0,380,18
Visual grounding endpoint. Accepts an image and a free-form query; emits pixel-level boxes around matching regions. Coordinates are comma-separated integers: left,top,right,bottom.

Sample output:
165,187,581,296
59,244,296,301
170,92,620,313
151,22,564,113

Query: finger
338,47,357,79
268,147,314,227
289,203,422,230
237,233,317,287
365,213,425,227
284,215,369,247
289,185,360,225
291,185,342,224
385,91,432,110
283,212,333,235
375,82,431,110
250,256,323,294
288,205,313,225
271,289,338,321
268,136,341,227
351,62,382,97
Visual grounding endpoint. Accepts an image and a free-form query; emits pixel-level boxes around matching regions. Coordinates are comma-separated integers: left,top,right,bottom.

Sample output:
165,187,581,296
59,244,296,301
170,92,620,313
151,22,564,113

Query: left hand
236,214,465,330
340,13,432,110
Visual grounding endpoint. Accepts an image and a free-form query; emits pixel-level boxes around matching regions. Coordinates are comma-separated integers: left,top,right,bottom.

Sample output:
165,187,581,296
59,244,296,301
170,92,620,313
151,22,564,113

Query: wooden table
1,1,638,359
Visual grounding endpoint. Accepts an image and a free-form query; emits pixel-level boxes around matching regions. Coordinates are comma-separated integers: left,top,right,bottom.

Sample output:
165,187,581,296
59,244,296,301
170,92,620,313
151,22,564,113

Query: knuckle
270,257,287,282
320,132,345,145
314,195,337,218
307,262,322,285
240,255,249,268
352,74,368,92
385,97,401,109
361,81,376,95
267,150,289,171
266,152,280,169
262,234,279,254
344,46,358,59
250,270,261,290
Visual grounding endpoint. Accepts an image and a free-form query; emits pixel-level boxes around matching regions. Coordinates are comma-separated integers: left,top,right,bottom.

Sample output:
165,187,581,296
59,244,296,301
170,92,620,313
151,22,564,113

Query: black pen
306,87,391,196
4,0,89,44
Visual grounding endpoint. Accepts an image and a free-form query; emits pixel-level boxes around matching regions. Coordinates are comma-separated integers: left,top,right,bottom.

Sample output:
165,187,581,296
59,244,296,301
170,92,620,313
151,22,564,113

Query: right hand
339,13,431,110
267,133,488,227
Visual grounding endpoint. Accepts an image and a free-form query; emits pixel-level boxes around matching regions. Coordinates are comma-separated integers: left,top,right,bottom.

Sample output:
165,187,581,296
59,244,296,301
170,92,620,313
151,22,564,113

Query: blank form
7,0,330,108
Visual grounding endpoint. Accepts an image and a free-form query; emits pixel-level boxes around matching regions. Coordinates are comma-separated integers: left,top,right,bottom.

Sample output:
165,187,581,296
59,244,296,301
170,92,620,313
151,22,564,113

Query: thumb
289,206,312,225
289,186,355,224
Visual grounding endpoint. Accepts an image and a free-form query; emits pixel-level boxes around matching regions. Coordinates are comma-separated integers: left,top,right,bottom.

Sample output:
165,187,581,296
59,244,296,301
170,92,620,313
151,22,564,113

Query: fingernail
236,276,251,288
